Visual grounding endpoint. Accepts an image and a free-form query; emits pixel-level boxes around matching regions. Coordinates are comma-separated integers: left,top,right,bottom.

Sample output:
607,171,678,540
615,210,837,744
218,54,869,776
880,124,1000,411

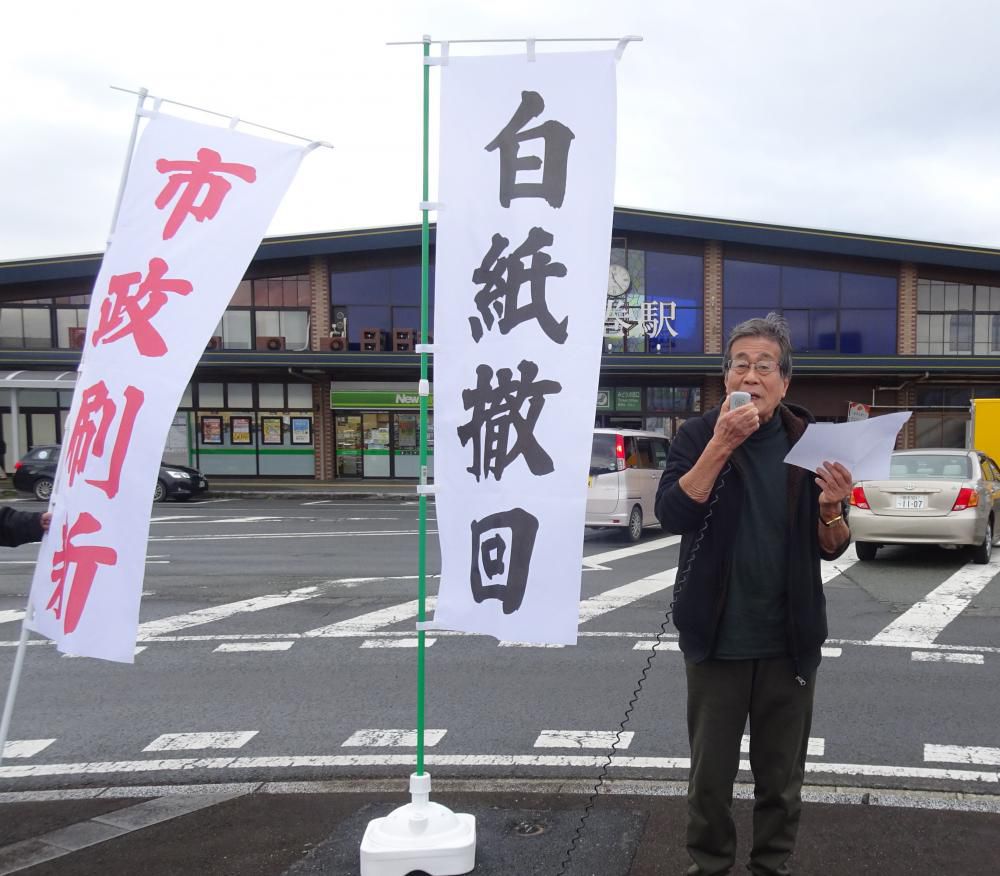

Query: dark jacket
0,506,45,548
654,402,848,679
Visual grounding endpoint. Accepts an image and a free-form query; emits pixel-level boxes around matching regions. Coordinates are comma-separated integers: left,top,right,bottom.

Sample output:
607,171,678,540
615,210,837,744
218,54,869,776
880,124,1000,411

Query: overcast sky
4,1,1000,262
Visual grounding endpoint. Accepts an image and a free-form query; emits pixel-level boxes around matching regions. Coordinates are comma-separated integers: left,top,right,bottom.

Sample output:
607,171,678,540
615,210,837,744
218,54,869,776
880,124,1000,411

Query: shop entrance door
362,412,391,477
335,414,362,477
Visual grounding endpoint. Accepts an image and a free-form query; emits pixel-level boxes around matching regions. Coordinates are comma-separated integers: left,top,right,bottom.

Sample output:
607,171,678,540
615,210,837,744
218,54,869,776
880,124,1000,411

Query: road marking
303,597,437,638
143,731,258,752
0,610,24,625
360,638,433,648
498,641,565,647
578,569,677,623
147,529,435,542
534,730,634,750
911,651,983,664
821,555,858,583
633,640,681,651
341,729,446,748
63,646,145,658
741,736,825,757
582,535,681,570
213,642,294,653
136,580,363,638
0,754,994,783
925,744,1000,766
869,561,999,647
2,739,54,759
0,792,242,873
822,647,843,657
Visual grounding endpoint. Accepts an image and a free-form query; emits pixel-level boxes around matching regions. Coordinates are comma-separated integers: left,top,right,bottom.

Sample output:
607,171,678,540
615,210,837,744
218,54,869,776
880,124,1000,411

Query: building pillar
898,262,918,355
704,241,723,355
310,256,331,353
702,376,723,412
313,379,334,480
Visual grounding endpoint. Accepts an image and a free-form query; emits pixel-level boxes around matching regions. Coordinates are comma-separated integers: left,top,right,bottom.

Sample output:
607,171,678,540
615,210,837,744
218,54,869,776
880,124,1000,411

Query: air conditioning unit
392,329,415,352
328,336,348,352
205,335,222,351
360,328,384,352
255,336,286,351
68,327,87,350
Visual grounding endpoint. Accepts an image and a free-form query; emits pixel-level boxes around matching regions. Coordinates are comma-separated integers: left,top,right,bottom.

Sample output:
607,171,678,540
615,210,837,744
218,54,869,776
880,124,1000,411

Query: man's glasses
727,359,780,376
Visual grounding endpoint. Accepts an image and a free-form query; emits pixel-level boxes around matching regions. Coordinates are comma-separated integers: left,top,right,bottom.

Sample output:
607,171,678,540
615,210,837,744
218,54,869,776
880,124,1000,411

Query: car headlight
165,470,191,479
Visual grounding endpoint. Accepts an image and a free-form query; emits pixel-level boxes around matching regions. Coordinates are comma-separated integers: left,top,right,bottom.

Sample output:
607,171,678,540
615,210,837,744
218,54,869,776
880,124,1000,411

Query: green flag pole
415,33,432,778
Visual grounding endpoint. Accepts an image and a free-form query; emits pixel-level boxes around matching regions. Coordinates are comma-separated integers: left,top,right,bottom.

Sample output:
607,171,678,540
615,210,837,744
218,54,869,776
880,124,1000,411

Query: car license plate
895,495,926,510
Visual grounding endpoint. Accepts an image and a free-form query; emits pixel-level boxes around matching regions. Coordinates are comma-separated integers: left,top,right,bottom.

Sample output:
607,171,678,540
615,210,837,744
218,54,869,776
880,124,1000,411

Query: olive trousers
684,657,815,876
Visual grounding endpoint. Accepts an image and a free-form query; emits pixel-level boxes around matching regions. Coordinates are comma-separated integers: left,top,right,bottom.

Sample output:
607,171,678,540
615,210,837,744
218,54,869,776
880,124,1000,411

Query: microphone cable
555,463,731,876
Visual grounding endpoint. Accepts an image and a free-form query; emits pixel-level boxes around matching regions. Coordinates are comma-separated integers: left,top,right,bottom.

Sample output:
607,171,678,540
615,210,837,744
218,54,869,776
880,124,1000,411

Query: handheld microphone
730,390,751,409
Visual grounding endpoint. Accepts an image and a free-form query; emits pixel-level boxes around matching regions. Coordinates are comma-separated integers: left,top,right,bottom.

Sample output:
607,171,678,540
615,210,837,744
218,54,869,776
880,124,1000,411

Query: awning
0,370,78,390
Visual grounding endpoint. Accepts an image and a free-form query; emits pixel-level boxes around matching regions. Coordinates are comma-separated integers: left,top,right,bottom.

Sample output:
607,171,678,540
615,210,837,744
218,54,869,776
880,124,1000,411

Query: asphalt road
1,495,999,799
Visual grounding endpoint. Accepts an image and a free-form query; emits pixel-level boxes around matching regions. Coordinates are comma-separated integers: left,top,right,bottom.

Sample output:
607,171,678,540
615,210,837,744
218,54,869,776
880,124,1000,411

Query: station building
1,208,998,481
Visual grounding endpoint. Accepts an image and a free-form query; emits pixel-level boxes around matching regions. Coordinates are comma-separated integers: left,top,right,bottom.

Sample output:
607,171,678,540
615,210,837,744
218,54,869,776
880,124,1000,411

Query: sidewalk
2,777,998,875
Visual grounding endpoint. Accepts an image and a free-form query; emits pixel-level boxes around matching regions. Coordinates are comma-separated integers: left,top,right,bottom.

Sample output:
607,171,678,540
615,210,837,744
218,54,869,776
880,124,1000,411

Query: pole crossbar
109,86,333,148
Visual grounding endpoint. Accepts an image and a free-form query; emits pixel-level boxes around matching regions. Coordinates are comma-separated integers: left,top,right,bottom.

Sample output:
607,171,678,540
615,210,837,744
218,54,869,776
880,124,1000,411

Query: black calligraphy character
470,227,568,344
485,91,575,208
469,507,539,614
457,360,561,482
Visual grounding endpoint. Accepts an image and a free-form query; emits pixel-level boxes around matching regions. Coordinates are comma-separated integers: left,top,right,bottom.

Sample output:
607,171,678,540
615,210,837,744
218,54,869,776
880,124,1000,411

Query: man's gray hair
724,311,793,378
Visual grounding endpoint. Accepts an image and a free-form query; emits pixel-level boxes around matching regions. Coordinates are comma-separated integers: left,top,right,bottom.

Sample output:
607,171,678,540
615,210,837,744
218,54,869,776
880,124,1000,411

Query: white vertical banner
431,51,618,645
26,112,311,662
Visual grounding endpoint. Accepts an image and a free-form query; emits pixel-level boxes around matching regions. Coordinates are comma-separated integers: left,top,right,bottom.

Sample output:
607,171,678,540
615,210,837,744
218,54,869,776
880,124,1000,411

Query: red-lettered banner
26,112,310,661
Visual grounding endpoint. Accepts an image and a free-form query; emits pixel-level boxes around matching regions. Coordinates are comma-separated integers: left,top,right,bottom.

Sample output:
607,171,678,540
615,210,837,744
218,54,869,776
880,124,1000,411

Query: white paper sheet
783,411,911,481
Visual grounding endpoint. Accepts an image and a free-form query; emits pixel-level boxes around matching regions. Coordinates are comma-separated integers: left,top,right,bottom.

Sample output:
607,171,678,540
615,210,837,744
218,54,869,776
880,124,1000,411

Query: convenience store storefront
331,386,433,479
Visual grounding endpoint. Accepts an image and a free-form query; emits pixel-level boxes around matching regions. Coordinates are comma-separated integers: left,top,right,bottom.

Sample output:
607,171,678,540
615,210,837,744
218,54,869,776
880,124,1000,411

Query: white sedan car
850,448,1000,563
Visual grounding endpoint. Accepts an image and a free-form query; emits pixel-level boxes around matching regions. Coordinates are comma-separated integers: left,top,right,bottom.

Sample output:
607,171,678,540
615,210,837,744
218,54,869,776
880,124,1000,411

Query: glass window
724,260,781,305
840,309,895,354
347,305,391,343
591,434,617,473
782,267,839,308
288,384,312,408
917,278,1000,356
333,269,391,304
255,311,281,338
199,383,224,406
258,383,285,407
841,273,896,308
227,384,253,407
222,311,252,349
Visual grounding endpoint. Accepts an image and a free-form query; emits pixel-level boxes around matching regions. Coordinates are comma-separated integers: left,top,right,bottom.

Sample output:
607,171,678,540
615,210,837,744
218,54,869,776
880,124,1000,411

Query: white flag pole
0,86,150,767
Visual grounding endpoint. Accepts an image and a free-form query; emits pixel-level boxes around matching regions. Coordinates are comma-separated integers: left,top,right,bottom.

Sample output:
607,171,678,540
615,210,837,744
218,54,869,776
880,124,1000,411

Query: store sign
596,389,612,410
615,388,642,411
431,50,617,646
330,390,433,409
605,298,679,337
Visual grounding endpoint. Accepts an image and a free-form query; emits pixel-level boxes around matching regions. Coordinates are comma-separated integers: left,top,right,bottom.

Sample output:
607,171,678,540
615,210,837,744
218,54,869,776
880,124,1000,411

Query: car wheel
625,505,643,542
153,480,168,503
33,478,54,502
971,520,993,565
855,541,878,561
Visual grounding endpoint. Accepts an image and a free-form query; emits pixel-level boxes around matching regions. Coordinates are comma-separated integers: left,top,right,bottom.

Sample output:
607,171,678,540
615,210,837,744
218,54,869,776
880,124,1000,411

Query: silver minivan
586,428,671,541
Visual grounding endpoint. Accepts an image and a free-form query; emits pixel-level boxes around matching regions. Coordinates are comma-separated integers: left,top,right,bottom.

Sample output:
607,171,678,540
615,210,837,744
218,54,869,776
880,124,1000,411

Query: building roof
3,208,1000,287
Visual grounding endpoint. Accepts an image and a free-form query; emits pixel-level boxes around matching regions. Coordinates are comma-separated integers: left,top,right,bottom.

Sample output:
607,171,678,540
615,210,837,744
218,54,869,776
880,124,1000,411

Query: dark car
12,445,209,503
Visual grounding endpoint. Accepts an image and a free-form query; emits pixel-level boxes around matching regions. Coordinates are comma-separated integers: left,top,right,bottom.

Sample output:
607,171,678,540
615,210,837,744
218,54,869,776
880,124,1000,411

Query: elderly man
655,313,853,876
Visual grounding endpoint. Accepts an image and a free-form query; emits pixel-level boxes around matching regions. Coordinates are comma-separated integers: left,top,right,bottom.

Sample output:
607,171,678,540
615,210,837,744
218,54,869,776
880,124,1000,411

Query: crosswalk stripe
533,730,634,749
870,560,999,647
911,651,983,664
741,736,825,757
143,731,257,752
341,729,446,748
924,744,1000,766
577,569,677,623
2,739,55,759
0,610,25,626
303,597,437,637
